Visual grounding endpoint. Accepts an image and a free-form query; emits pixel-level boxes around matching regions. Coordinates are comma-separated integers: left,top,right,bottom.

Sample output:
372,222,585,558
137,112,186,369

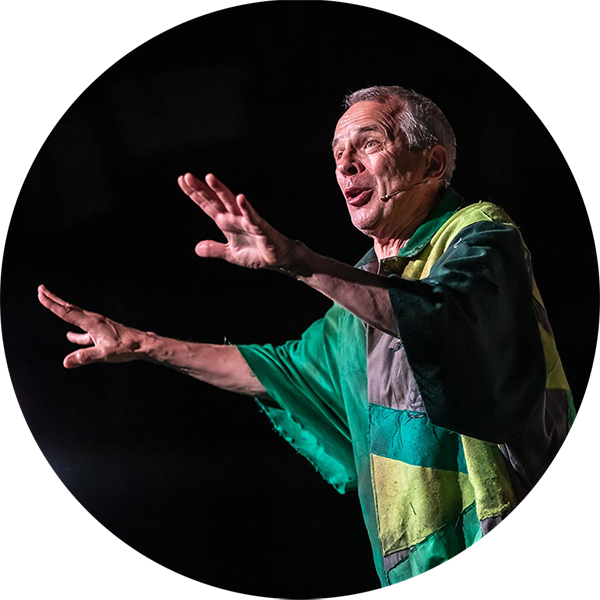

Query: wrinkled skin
333,100,446,256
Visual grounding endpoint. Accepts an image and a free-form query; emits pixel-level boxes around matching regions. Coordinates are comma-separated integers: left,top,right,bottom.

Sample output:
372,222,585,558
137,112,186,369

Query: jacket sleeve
237,304,358,493
388,220,546,443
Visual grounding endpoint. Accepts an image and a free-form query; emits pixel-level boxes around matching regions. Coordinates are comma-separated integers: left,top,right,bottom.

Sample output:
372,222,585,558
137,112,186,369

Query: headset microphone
380,179,431,202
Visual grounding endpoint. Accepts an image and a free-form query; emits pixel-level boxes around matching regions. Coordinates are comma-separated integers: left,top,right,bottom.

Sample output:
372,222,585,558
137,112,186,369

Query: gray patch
501,388,570,493
367,325,426,413
383,547,411,572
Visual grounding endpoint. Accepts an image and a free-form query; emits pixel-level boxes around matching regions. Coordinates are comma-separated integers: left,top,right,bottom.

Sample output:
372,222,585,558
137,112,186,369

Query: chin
351,216,380,238
349,205,382,237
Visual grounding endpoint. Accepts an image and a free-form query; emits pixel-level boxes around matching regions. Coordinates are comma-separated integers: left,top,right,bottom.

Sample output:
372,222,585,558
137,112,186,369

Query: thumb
64,347,103,369
195,240,229,260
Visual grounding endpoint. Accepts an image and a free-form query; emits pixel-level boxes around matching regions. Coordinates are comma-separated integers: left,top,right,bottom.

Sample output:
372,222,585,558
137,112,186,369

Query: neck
373,236,412,260
372,184,444,260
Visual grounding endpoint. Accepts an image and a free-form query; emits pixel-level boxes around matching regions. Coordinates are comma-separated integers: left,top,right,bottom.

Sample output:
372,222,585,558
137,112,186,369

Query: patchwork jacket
238,187,574,586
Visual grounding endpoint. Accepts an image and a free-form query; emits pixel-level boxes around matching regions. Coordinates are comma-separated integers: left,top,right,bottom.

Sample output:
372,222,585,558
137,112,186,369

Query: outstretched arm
37,285,267,398
179,173,397,336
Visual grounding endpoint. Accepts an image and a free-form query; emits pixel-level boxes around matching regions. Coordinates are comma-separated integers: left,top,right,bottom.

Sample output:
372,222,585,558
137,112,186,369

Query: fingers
38,285,89,328
178,172,246,219
38,284,70,307
236,194,263,227
236,194,273,236
205,173,242,215
66,331,93,345
38,285,98,367
178,173,226,220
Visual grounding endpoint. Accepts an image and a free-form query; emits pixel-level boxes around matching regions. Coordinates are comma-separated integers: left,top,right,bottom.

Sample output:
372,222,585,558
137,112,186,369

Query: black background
1,2,597,598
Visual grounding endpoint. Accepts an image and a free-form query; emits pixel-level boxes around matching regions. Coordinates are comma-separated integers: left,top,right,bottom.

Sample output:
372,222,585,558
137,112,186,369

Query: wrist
277,240,315,278
133,329,164,362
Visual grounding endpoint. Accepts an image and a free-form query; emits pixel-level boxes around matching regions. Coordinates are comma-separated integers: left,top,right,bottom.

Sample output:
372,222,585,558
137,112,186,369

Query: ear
425,145,448,181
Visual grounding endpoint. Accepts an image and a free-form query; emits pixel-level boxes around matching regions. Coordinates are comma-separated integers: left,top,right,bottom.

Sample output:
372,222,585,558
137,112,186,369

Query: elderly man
38,86,574,586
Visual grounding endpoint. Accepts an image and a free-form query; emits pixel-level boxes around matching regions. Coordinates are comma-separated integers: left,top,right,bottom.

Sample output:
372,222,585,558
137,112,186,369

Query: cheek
386,146,423,175
371,152,401,179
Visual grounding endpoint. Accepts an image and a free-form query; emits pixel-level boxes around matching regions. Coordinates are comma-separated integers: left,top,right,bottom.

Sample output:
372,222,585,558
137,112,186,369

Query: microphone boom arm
380,179,431,201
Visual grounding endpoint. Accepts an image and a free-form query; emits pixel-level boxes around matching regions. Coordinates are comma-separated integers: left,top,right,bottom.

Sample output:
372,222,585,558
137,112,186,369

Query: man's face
332,100,430,239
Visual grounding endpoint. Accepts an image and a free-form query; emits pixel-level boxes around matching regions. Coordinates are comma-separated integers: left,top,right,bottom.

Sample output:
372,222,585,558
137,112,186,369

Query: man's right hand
37,285,143,369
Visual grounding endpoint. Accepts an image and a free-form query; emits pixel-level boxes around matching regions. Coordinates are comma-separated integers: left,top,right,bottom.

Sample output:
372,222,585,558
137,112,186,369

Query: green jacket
238,187,574,585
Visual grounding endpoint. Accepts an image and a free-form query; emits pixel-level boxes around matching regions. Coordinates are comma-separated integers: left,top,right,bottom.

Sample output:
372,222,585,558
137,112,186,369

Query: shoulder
431,201,517,254
410,201,521,279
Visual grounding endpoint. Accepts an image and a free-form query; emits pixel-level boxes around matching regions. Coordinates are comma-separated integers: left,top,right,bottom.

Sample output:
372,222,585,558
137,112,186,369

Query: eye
364,139,381,151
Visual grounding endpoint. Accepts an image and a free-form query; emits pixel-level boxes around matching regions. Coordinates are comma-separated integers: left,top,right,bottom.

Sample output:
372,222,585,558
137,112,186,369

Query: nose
337,147,363,177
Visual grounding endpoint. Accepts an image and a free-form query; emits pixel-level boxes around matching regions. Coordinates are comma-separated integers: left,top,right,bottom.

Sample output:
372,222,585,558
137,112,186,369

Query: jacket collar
355,186,464,268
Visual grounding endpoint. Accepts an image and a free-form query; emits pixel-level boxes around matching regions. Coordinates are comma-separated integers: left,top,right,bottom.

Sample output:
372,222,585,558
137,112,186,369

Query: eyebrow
331,125,383,150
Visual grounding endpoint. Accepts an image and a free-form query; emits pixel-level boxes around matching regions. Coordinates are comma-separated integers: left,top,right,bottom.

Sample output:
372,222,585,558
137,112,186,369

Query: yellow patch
460,436,516,520
401,202,514,281
538,324,570,390
370,454,475,554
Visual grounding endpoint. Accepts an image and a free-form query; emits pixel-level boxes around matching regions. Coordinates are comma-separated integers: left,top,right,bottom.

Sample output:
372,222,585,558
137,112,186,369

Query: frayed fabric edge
254,397,357,495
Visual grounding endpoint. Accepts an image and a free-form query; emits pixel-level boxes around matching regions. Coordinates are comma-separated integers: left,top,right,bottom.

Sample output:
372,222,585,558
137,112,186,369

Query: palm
178,172,292,269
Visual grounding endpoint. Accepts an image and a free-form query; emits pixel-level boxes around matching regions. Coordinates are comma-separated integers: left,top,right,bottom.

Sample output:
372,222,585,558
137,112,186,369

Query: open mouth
345,187,373,207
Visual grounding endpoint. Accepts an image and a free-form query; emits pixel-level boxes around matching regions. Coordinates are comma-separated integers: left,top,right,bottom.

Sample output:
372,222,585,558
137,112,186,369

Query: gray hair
344,86,456,184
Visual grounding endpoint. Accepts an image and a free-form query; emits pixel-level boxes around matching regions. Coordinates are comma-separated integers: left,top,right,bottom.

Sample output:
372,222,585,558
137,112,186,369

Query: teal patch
369,404,467,473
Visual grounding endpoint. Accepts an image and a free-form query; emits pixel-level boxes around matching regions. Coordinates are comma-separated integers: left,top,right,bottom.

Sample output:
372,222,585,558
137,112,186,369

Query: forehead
333,99,402,144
